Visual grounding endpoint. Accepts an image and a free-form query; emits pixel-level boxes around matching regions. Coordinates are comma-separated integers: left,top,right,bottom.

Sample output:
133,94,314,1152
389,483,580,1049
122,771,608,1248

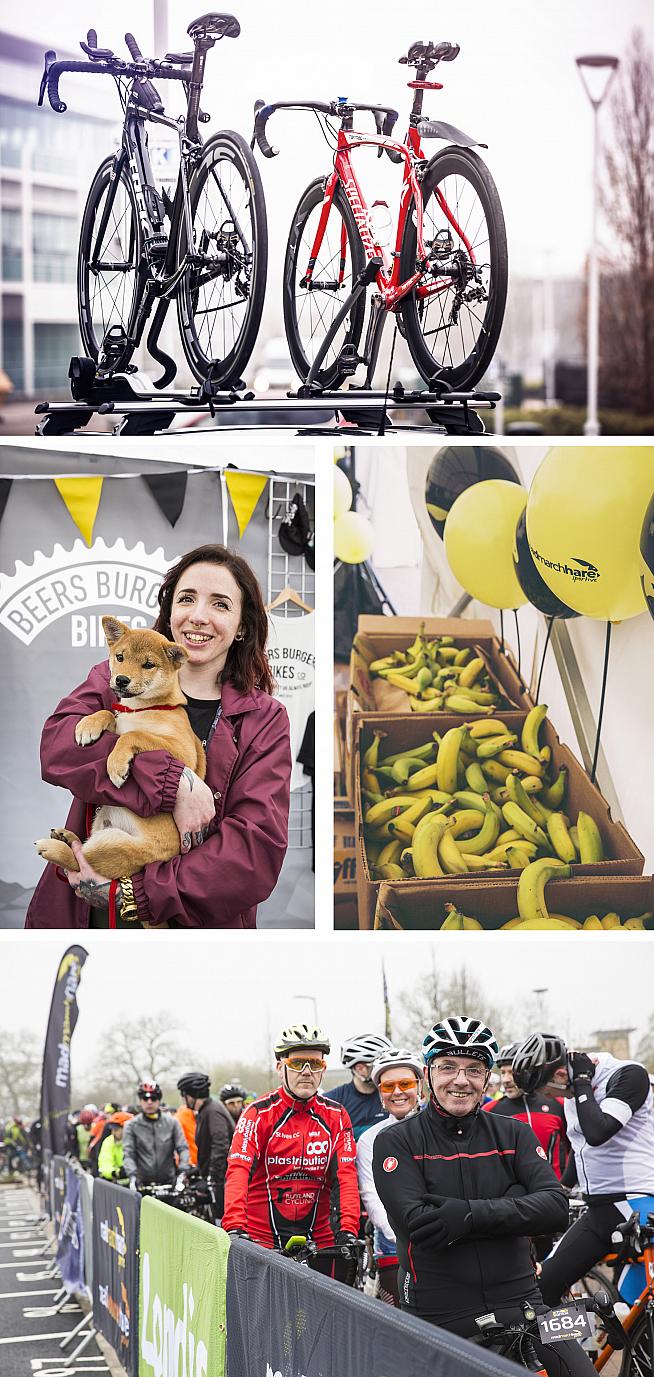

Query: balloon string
513,609,522,679
536,617,554,703
499,609,505,654
590,621,611,785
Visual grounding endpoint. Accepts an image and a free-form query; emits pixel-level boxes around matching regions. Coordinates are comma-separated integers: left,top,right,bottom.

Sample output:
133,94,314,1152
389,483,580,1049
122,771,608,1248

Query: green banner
139,1197,229,1377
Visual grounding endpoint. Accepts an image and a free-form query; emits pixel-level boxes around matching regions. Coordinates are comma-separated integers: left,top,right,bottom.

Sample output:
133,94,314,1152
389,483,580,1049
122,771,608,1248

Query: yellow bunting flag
54,477,104,547
224,471,267,539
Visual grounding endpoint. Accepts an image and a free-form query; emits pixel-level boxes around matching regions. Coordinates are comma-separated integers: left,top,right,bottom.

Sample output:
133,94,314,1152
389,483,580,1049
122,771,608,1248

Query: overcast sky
9,0,650,288
1,936,652,1083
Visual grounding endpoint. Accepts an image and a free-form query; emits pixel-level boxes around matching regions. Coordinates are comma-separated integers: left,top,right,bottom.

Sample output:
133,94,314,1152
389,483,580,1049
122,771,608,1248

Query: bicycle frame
304,123,478,311
594,1233,654,1373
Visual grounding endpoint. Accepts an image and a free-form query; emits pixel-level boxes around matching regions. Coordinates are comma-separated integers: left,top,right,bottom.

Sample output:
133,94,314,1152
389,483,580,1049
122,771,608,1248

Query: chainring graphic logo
0,538,174,646
528,545,600,584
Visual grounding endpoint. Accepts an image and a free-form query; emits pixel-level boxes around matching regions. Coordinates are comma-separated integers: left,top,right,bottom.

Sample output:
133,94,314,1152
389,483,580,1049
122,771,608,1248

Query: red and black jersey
222,1083,359,1248
485,1093,569,1178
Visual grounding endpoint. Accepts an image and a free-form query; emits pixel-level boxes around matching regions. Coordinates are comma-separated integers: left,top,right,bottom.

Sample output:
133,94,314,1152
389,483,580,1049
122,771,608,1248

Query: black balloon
640,493,654,622
425,446,521,539
513,508,579,619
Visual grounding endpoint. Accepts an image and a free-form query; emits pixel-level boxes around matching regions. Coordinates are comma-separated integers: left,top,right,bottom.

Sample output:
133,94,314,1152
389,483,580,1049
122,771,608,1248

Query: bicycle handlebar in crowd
251,99,400,162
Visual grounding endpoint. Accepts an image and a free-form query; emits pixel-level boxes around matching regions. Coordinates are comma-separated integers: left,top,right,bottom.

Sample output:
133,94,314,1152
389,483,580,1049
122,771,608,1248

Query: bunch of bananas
365,625,508,715
362,705,606,881
418,861,652,932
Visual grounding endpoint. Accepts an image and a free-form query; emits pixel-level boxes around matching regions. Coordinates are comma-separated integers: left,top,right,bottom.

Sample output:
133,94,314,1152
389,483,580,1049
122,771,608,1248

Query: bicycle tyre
78,156,143,372
620,1310,654,1375
399,145,508,390
177,131,267,386
283,177,366,390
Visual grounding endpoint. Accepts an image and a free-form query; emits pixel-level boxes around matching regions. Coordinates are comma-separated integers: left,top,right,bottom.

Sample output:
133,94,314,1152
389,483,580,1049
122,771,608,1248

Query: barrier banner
92,1178,140,1377
50,1153,67,1232
139,1197,229,1377
56,1164,87,1295
79,1168,94,1295
226,1240,516,1377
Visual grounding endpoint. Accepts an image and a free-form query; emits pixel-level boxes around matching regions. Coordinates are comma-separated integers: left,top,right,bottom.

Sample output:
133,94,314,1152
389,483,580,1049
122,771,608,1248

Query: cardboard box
335,894,359,931
354,712,645,930
334,805,357,901
345,616,534,803
373,875,654,931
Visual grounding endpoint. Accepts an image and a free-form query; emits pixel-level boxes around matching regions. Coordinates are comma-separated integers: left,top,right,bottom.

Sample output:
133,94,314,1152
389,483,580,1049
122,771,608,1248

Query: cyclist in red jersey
222,1023,360,1281
486,1043,570,1179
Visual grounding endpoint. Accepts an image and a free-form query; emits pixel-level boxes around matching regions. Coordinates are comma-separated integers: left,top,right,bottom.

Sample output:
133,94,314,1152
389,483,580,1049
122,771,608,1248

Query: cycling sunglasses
378,1077,419,1094
284,1056,326,1072
139,1092,161,1101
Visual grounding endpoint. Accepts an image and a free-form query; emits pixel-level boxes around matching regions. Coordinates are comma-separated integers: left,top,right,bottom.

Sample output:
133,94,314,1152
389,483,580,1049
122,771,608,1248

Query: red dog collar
112,701,182,712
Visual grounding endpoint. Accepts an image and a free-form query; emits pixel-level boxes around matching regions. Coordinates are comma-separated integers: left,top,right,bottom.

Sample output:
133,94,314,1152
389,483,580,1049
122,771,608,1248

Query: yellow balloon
334,464,353,519
333,512,374,564
526,447,654,621
444,480,528,609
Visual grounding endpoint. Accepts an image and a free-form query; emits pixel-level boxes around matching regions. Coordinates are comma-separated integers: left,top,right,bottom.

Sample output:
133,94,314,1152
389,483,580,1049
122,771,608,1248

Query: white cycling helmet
371,1048,423,1087
274,1023,330,1057
422,1016,499,1069
341,1033,393,1068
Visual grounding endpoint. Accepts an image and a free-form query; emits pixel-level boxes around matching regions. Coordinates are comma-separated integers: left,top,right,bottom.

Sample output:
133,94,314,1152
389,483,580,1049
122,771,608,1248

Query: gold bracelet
119,875,139,923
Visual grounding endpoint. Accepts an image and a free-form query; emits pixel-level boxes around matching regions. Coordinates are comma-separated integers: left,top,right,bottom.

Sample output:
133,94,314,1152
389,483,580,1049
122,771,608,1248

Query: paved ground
0,1182,113,1377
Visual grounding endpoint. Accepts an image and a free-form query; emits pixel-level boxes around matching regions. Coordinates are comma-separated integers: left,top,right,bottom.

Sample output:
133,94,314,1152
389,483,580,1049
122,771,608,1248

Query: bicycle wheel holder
33,358,500,436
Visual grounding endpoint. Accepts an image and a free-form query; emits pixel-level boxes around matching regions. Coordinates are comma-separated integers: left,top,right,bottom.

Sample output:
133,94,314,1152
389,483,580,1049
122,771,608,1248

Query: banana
466,762,489,793
400,848,415,876
468,719,512,739
415,666,434,692
380,741,435,767
522,776,544,793
541,767,568,809
458,655,485,688
446,685,498,706
446,696,494,716
363,730,385,770
601,912,621,930
438,829,469,874
362,769,381,796
411,813,453,879
387,798,432,839
486,839,538,862
521,704,548,758
577,811,604,864
569,826,579,852
405,624,427,660
546,812,577,864
583,915,604,931
481,759,511,782
506,846,534,871
436,726,467,794
506,772,551,827
441,905,483,931
449,808,487,836
452,789,489,811
517,858,572,924
375,863,405,880
622,916,648,930
377,839,404,866
369,655,400,673
501,802,549,849
409,696,446,714
391,755,434,784
382,670,427,694
476,734,518,759
497,749,545,778
461,853,508,870
457,797,502,855
511,917,580,931
455,647,472,666
437,646,459,663
365,795,422,826
405,763,441,791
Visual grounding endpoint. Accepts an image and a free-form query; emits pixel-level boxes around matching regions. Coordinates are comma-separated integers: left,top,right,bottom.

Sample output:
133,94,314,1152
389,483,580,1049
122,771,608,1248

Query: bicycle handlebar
252,99,400,161
38,48,191,114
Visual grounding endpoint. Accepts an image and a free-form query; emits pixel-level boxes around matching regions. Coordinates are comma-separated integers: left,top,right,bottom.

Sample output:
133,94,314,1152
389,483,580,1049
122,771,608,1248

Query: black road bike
38,13,267,389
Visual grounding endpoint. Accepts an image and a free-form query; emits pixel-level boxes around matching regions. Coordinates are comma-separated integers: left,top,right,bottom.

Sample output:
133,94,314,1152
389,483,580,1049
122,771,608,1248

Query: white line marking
0,1331,72,1345
0,1288,58,1298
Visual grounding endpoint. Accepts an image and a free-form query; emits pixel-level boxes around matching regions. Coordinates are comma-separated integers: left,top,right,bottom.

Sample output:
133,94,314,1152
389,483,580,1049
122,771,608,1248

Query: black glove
569,1051,595,1082
335,1230,358,1253
409,1195,473,1249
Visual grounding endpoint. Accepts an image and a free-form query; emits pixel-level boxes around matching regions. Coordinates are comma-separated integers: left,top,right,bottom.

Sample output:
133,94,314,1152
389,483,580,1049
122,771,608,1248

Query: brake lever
38,51,56,106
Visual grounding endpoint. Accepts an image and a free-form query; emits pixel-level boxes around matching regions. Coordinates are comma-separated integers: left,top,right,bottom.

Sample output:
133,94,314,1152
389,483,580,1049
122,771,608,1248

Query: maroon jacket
25,662,291,930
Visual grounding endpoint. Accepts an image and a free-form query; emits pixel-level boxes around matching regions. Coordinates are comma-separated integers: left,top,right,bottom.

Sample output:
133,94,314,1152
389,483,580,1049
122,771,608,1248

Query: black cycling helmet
177,1072,211,1099
496,1041,521,1068
422,1016,499,1069
219,1082,244,1102
512,1034,567,1094
137,1079,162,1100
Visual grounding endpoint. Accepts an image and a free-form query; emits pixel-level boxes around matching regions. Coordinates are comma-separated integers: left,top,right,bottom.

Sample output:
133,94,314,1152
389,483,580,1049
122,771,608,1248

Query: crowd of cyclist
7,1016,654,1375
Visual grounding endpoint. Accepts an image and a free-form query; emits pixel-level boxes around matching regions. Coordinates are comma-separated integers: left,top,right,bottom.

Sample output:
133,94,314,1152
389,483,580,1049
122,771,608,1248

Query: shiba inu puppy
35,616,206,879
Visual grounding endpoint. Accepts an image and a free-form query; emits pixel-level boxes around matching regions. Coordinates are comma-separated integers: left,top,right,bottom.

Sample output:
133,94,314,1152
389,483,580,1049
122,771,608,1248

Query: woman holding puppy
25,545,291,930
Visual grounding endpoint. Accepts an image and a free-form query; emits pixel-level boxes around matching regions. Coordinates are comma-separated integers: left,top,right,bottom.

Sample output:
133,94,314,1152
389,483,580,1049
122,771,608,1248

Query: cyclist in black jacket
372,1015,596,1377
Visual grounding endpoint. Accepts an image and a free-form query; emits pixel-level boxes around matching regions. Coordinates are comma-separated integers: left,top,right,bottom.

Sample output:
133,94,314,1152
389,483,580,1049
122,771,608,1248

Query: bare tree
598,29,654,413
0,1030,41,1118
85,1011,196,1102
395,965,511,1050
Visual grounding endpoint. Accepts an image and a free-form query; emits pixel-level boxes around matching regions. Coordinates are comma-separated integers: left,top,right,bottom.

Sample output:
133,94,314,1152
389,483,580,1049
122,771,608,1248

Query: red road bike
253,40,508,393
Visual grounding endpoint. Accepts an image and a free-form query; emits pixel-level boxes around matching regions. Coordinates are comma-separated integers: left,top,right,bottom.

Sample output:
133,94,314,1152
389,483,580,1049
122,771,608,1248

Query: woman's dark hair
154,544,275,696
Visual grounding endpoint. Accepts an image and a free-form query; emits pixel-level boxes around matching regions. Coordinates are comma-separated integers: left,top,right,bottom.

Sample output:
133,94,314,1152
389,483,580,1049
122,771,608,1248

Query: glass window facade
1,207,22,281
32,213,77,282
33,322,80,390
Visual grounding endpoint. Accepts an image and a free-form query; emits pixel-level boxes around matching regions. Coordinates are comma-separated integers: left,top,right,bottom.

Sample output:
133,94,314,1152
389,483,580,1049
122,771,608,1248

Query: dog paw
50,828,79,847
107,754,131,788
75,722,100,746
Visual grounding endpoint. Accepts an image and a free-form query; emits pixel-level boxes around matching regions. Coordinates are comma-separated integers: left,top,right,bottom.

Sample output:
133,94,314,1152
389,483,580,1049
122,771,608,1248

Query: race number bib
537,1305,592,1345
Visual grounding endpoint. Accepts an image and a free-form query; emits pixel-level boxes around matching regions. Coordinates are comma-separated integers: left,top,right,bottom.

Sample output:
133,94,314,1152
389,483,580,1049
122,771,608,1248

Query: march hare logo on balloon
528,548,600,584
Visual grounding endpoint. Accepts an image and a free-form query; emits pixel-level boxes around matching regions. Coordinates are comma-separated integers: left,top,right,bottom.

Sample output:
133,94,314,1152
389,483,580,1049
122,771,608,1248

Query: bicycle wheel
620,1312,654,1375
78,156,143,371
283,177,366,390
177,131,267,386
399,146,507,390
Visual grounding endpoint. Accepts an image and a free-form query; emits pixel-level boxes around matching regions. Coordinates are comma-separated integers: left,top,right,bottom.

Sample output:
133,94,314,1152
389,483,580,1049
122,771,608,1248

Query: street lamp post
576,54,619,437
293,994,319,1025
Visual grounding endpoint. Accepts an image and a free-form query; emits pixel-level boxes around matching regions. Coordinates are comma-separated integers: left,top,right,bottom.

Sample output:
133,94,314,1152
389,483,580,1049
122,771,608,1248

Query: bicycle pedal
336,344,364,376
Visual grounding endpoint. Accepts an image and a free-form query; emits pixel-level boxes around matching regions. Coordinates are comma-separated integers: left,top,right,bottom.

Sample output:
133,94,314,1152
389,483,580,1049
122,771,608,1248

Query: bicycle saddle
187,13,240,40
